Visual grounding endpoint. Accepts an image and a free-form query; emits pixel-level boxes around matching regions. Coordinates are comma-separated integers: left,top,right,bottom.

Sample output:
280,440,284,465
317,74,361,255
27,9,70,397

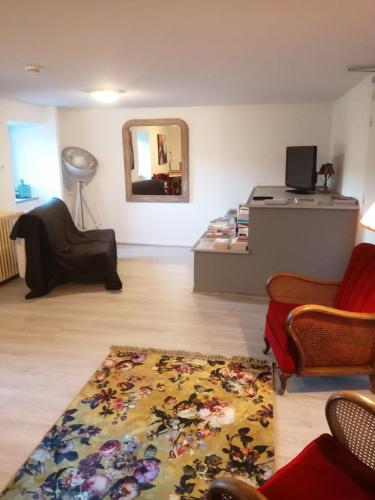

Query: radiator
0,211,23,283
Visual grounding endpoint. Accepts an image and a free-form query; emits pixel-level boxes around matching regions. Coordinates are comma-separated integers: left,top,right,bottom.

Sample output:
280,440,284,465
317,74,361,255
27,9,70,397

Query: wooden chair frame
207,477,266,500
326,391,375,471
265,273,375,395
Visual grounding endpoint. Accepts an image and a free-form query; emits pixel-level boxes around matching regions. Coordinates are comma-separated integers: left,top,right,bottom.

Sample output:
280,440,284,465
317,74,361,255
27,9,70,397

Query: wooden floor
0,244,371,491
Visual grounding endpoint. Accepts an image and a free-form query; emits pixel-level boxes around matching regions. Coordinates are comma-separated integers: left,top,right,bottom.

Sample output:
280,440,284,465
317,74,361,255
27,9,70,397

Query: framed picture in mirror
157,134,168,165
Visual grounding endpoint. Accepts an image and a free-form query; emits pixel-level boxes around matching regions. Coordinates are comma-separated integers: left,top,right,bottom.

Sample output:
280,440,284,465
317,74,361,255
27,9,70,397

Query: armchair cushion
265,300,298,373
258,433,375,500
335,243,375,313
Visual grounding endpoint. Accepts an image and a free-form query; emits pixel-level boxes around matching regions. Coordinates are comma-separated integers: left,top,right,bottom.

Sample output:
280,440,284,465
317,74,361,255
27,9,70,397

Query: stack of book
213,238,230,251
195,210,248,254
230,237,248,252
205,217,236,239
237,204,249,240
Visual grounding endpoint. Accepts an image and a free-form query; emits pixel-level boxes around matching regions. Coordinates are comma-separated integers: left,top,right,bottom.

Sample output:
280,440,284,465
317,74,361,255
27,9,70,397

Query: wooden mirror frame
123,118,189,203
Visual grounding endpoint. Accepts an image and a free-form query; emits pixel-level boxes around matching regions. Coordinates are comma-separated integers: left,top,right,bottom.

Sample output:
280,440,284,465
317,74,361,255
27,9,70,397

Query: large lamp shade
360,202,375,231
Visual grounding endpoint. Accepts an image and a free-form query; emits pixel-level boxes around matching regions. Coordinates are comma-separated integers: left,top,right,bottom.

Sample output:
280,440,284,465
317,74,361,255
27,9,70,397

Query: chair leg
369,374,375,394
263,337,270,354
278,372,292,395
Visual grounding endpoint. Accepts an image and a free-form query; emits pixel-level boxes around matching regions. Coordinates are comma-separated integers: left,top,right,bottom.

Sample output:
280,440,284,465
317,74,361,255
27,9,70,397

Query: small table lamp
360,202,375,231
319,163,335,192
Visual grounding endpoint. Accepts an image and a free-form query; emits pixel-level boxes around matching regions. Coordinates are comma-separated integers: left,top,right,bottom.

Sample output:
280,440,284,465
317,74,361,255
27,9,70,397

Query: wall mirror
123,118,189,202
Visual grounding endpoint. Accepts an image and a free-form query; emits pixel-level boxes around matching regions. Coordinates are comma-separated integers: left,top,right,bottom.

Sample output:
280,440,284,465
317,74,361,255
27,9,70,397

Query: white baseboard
116,240,191,248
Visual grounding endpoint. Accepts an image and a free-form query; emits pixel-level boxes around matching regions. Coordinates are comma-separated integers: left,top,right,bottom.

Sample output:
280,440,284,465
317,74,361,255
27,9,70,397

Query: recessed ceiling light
24,64,42,73
347,64,375,72
90,90,125,103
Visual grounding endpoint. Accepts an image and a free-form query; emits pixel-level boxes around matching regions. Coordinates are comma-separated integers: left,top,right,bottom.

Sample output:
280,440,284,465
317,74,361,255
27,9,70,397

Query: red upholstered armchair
207,391,375,500
263,243,375,394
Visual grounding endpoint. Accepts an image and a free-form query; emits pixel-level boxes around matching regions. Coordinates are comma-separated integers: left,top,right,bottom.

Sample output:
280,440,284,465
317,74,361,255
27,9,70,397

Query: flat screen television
285,146,317,193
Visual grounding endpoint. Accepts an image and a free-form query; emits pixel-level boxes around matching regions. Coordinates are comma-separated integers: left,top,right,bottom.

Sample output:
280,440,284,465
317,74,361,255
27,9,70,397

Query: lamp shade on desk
361,202,375,231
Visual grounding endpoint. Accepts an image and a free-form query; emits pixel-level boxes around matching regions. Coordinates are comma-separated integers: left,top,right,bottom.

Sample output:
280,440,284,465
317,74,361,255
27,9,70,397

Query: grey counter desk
192,186,358,297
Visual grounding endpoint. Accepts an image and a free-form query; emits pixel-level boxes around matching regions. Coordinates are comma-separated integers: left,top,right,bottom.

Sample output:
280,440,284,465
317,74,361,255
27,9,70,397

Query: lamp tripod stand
74,180,98,230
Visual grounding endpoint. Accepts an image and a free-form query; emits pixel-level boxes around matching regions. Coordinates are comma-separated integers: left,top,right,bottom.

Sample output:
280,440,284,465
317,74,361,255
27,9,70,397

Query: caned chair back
326,391,375,471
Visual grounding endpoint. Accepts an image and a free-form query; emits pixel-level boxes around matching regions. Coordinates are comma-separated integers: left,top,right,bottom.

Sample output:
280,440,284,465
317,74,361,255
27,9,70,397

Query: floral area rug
2,347,274,499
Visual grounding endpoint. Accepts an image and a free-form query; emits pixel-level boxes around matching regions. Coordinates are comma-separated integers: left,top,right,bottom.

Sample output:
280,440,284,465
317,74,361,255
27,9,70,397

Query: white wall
330,75,375,244
363,94,375,244
58,103,332,246
0,99,61,211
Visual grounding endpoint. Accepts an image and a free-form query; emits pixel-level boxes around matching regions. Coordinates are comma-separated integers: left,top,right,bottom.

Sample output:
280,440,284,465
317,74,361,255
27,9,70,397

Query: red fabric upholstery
258,433,375,500
265,300,297,374
152,173,169,180
265,244,375,373
335,243,375,313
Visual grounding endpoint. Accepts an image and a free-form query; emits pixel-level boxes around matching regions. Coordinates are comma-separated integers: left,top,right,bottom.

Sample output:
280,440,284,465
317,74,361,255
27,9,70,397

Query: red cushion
265,300,298,373
335,243,375,313
259,434,375,500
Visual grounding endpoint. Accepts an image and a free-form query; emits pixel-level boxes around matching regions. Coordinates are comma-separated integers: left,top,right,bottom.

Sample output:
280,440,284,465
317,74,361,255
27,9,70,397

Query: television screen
285,146,317,193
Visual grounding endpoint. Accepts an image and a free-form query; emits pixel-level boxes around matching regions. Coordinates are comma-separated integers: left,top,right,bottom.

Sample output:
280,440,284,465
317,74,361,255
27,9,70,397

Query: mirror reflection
123,119,189,202
130,125,181,195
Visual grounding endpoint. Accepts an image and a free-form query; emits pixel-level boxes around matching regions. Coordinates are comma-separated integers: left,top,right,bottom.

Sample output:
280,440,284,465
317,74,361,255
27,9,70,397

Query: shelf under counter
192,236,249,255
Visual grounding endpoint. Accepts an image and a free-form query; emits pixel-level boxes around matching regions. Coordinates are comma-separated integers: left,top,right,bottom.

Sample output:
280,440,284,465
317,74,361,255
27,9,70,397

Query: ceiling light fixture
347,64,375,72
90,90,125,103
24,64,42,73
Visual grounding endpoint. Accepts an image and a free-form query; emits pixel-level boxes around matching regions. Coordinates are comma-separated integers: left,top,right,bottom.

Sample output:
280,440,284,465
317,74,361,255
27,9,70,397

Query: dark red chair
152,173,170,194
207,391,375,500
263,243,375,394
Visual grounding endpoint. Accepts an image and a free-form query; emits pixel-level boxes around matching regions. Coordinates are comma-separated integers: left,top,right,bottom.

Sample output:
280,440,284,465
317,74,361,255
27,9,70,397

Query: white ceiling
0,0,374,108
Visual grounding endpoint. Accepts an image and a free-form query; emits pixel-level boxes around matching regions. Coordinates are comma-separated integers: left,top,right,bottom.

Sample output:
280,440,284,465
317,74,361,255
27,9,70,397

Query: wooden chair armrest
267,273,339,306
207,478,267,500
286,305,375,374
